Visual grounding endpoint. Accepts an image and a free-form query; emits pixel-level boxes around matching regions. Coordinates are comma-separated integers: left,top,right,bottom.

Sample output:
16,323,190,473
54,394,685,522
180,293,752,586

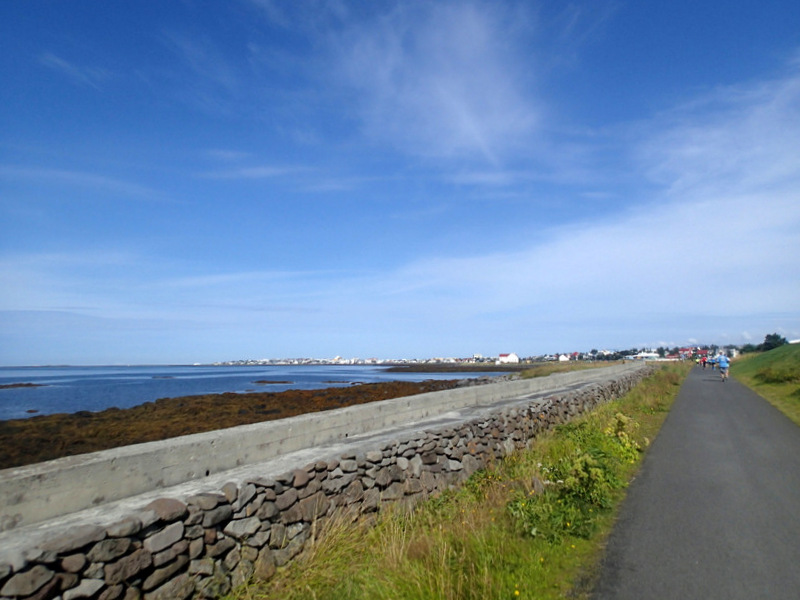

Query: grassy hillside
732,343,800,426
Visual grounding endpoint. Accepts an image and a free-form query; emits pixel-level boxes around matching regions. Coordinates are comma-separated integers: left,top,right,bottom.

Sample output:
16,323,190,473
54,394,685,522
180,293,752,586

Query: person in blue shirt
716,353,731,381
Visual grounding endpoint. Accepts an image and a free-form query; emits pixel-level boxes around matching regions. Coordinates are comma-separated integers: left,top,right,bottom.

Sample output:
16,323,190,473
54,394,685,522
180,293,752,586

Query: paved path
592,366,800,599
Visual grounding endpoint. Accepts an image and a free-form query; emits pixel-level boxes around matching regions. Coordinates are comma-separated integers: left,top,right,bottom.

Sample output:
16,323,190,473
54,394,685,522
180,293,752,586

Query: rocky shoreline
0,383,46,390
0,377,509,471
384,363,528,373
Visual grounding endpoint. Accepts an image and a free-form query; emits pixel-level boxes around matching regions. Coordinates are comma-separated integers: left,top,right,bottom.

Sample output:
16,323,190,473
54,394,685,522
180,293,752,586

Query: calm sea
0,365,495,421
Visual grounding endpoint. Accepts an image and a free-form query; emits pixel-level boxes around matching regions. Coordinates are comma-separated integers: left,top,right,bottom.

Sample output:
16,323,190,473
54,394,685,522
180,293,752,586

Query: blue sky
2,0,799,365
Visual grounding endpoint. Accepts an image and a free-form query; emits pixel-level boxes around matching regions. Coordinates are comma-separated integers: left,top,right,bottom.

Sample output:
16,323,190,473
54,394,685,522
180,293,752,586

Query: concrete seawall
0,363,652,600
0,363,640,532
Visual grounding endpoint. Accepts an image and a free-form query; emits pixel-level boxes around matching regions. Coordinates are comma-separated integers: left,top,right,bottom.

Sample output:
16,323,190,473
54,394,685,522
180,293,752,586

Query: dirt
0,379,465,471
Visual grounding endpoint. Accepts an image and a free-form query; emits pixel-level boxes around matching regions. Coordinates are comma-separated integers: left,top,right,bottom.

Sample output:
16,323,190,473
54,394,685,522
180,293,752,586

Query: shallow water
0,364,493,420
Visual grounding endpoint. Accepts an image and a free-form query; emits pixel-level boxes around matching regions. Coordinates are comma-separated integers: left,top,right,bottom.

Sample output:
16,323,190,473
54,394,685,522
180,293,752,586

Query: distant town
213,344,750,367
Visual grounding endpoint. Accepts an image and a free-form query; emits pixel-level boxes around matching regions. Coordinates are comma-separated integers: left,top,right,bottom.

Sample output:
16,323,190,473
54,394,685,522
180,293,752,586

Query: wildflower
515,590,520,596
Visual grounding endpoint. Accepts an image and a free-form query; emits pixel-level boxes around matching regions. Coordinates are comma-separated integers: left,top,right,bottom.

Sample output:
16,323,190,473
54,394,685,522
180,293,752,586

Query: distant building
497,353,520,364
631,351,660,361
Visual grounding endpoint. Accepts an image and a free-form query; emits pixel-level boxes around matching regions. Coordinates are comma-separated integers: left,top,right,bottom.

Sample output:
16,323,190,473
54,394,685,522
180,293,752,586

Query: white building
497,353,520,364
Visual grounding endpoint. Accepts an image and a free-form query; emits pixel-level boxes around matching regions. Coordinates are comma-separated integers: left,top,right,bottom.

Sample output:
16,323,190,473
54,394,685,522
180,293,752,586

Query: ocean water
0,365,496,421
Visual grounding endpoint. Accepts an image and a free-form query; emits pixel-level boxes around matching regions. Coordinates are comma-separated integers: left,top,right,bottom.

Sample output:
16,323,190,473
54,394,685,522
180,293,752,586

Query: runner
717,352,730,381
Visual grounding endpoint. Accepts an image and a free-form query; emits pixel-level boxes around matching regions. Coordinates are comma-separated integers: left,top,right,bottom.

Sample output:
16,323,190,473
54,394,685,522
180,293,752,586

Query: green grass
520,361,623,379
731,343,800,426
226,363,690,600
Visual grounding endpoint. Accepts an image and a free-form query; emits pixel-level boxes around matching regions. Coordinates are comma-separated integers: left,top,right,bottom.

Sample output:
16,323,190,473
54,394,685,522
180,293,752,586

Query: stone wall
0,367,652,600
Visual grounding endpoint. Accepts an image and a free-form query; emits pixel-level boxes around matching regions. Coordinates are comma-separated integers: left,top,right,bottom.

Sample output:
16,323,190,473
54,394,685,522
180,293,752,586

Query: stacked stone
0,367,653,600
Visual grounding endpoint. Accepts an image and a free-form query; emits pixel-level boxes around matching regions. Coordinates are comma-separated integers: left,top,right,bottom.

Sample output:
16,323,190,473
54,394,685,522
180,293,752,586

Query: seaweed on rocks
0,379,465,470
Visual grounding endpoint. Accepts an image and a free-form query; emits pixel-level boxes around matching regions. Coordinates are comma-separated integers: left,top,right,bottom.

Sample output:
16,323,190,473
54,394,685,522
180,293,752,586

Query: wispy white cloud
329,2,540,165
161,31,240,92
38,52,110,89
640,64,800,196
205,149,253,162
311,58,800,345
0,165,168,202
202,165,300,179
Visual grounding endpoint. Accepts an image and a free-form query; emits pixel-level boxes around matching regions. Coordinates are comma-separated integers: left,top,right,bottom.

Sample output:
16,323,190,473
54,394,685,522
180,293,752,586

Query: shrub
755,367,799,384
507,411,642,544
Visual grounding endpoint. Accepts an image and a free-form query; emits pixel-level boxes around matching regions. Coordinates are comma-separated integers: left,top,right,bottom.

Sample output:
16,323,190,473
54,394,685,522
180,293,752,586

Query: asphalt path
592,365,800,599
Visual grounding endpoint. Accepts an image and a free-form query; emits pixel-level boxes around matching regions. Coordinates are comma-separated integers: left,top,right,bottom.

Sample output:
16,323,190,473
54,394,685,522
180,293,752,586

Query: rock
99,584,124,600
223,517,261,539
409,454,424,477
88,538,132,562
61,553,87,573
184,524,204,539
24,575,60,600
187,493,222,511
221,482,239,503
63,578,104,599
234,483,257,512
189,558,214,576
374,467,392,488
202,504,232,528
143,522,184,554
362,488,381,513
365,450,383,463
292,469,312,488
152,539,188,568
142,555,188,592
0,565,54,597
256,500,280,520
189,537,204,559
144,498,188,523
342,480,365,505
381,482,405,501
299,492,330,520
254,547,276,580
280,503,304,524
244,530,270,548
206,537,235,558
269,523,287,549
275,488,298,511
123,587,142,600
106,517,142,538
195,566,230,599
462,454,481,476
231,559,254,589
340,459,359,473
104,549,153,585
272,536,305,567
143,572,194,600
404,478,424,495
